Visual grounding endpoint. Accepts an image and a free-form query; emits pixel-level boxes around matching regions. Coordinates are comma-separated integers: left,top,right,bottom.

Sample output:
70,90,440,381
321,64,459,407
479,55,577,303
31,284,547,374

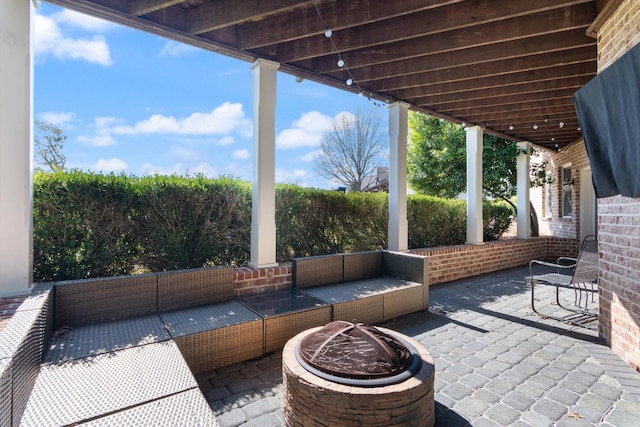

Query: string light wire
313,1,384,107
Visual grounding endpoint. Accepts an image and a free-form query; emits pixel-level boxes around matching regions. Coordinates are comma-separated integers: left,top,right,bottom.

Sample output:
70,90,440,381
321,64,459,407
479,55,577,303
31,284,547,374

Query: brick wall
543,140,592,239
593,0,640,369
231,238,578,294
233,263,292,297
412,237,576,285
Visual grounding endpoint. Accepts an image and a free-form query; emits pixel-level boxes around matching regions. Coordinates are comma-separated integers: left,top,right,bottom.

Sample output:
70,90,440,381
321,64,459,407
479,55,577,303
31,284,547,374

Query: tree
408,112,545,235
407,113,523,200
315,109,387,192
34,120,66,172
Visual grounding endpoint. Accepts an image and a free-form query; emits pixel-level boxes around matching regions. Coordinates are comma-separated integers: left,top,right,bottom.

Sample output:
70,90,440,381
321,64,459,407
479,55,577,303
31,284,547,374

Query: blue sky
34,3,388,189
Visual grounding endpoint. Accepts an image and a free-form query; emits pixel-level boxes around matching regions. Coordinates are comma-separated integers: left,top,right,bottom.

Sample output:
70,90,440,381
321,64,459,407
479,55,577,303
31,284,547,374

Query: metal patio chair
526,235,598,329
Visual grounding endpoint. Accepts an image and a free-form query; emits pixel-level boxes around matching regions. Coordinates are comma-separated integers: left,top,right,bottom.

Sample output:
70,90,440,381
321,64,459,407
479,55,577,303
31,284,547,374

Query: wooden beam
426,89,580,111
282,3,595,67
129,0,182,16
257,0,592,60
450,103,575,123
393,63,594,99
410,75,591,105
235,0,464,49
318,29,595,82
186,0,315,35
368,48,595,92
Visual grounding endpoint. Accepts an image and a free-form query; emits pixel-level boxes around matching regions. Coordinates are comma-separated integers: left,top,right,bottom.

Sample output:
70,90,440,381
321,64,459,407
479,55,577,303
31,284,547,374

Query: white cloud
38,111,75,126
93,158,127,173
300,149,322,162
112,102,251,136
77,134,117,147
275,168,311,184
190,162,218,177
218,136,235,146
233,149,250,159
78,116,119,146
171,147,198,160
276,110,335,149
53,9,113,32
160,41,198,57
35,14,113,66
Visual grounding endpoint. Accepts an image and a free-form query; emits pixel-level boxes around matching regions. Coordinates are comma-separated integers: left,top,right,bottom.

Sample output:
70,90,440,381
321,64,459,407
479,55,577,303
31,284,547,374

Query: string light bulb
533,124,539,130
508,124,514,131
324,28,332,38
559,121,565,128
337,58,344,68
346,78,353,86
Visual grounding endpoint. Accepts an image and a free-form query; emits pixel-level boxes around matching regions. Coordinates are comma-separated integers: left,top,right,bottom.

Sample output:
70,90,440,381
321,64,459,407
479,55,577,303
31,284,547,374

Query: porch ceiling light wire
312,1,367,98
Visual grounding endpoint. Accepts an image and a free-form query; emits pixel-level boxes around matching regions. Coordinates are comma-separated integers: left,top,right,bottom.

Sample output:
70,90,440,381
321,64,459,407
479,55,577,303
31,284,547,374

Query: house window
562,166,573,218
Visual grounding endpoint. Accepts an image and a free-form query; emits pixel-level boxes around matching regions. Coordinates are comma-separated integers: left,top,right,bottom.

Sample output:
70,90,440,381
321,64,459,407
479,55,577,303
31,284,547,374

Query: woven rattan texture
331,296,385,325
174,319,264,373
16,283,52,312
293,254,343,288
0,309,45,427
0,358,11,427
55,274,157,327
44,314,171,364
304,277,414,303
160,300,262,337
383,251,428,285
157,266,234,312
264,306,332,353
20,341,197,426
383,284,425,321
81,388,219,426
343,251,383,282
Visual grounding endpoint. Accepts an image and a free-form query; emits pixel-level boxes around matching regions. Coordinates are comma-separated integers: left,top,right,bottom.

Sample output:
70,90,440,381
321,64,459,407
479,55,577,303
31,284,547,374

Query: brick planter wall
232,238,578,295
411,237,576,285
592,0,640,370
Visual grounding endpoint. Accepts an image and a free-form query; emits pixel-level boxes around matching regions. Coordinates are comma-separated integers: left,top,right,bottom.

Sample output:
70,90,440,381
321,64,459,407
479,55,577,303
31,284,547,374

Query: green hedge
33,171,514,282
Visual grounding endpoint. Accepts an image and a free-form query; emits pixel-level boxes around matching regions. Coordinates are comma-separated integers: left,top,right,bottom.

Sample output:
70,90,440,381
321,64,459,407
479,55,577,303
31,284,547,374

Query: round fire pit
283,322,435,427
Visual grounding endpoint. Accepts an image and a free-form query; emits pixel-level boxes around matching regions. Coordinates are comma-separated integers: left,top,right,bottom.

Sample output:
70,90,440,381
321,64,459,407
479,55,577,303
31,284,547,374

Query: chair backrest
571,235,598,284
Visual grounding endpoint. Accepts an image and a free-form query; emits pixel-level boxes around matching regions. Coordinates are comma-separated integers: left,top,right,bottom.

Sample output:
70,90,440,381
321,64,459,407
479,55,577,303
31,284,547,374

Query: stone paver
196,266,640,426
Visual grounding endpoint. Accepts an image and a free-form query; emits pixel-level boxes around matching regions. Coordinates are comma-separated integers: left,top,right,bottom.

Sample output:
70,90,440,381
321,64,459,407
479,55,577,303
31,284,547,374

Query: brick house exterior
542,0,640,370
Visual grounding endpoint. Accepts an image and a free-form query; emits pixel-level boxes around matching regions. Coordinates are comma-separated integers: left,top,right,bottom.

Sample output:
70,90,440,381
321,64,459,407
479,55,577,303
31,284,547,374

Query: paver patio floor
196,266,640,427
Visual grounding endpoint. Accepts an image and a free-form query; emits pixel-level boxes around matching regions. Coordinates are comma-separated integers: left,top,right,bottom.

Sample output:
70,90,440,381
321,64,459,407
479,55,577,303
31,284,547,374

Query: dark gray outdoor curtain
573,42,640,198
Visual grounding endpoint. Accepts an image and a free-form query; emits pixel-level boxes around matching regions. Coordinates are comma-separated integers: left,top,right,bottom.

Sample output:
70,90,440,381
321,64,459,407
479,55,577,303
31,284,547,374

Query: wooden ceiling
45,0,599,150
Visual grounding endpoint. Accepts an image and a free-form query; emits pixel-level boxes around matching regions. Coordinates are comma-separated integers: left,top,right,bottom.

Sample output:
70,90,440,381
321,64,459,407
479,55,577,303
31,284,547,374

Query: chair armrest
529,259,576,278
556,256,578,266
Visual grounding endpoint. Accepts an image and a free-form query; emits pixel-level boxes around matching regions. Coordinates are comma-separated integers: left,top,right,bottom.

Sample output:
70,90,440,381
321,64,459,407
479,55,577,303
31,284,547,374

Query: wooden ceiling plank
283,3,595,67
427,89,581,111
410,75,591,105
368,48,596,92
260,0,592,61
236,0,465,49
186,0,315,35
456,103,575,123
316,29,595,81
393,63,595,99
129,0,183,16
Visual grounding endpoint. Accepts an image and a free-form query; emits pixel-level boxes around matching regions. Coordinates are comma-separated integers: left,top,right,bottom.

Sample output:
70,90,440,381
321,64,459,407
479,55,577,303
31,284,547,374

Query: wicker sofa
293,250,429,324
2,250,428,426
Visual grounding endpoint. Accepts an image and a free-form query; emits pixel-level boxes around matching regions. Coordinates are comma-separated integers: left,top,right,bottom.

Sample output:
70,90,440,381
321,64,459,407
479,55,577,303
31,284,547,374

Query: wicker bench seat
292,250,429,325
6,252,429,425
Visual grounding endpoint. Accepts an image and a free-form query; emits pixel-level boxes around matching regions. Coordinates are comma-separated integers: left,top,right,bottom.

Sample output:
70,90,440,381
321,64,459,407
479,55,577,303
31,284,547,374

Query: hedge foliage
33,171,514,282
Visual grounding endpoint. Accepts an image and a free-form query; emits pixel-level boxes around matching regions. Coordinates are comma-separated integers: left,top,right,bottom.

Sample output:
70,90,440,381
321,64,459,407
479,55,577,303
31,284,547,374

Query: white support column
249,59,279,268
0,0,34,296
517,141,531,239
388,102,409,252
466,126,483,244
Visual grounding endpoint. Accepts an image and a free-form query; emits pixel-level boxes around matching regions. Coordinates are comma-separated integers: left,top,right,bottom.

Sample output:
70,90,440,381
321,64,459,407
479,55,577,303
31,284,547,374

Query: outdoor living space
198,266,640,427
